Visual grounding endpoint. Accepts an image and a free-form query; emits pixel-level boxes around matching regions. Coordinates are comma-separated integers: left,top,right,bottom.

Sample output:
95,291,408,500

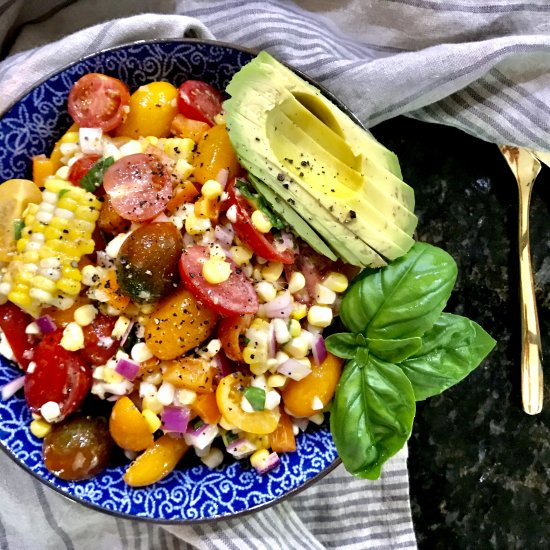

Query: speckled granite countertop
374,117,550,549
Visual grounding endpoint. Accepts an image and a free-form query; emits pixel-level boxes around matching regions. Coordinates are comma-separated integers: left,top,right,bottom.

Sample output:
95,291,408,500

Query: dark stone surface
374,117,550,550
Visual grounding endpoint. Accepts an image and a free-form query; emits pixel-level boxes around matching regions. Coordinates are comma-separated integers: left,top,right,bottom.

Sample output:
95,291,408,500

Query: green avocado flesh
224,51,418,267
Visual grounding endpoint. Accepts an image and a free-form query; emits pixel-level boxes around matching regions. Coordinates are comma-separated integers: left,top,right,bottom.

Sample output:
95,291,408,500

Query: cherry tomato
226,184,295,265
68,73,130,132
177,80,223,125
79,313,119,365
43,416,113,480
171,113,209,142
162,357,217,393
109,395,154,452
217,314,253,362
270,409,296,453
178,245,258,316
96,195,132,235
216,373,280,435
103,153,173,222
192,124,241,184
67,154,101,186
24,330,92,420
0,302,36,370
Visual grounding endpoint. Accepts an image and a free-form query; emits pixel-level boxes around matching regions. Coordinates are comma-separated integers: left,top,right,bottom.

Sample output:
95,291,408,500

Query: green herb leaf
340,242,457,339
243,386,266,411
399,313,496,400
325,333,362,359
13,219,24,241
80,156,115,193
235,178,286,229
366,337,422,364
330,354,415,479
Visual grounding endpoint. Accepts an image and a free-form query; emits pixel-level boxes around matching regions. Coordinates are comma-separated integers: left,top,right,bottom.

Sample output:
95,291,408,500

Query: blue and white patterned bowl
0,40,340,522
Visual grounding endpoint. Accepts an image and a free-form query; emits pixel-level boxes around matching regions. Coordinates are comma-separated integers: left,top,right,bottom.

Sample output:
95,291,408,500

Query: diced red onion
226,437,257,459
119,320,135,348
186,420,209,437
277,358,312,381
254,451,281,475
184,423,219,450
35,315,57,334
161,406,190,434
114,357,140,381
214,224,234,248
274,231,295,253
268,322,277,359
263,292,292,319
216,168,229,187
311,334,327,365
1,375,25,401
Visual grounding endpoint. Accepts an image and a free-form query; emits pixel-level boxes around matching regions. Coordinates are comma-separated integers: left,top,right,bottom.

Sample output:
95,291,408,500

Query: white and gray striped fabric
0,0,548,548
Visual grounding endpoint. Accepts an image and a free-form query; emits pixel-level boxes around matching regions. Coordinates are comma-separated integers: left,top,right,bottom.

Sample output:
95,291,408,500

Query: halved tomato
0,302,36,370
67,154,101,187
177,80,223,125
217,314,253,362
68,73,130,132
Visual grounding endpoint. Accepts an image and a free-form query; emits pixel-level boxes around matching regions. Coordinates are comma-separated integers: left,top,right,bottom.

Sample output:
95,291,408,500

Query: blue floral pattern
0,40,339,522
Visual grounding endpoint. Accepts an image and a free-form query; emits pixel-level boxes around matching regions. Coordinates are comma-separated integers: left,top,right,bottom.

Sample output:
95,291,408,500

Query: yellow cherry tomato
115,81,178,138
123,434,189,487
282,353,343,418
0,179,42,262
109,396,154,452
192,124,241,184
216,373,280,435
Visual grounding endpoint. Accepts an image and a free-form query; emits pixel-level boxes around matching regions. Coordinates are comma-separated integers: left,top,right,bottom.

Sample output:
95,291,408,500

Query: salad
0,54,495,486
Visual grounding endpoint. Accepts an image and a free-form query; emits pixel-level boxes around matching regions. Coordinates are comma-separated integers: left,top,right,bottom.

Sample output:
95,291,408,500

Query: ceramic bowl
0,39,340,522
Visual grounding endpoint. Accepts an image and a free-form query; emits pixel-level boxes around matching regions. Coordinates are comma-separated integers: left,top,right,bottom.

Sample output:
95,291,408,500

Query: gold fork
499,146,543,415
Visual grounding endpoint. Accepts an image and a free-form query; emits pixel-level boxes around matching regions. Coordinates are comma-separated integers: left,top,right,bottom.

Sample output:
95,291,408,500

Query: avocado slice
224,51,417,267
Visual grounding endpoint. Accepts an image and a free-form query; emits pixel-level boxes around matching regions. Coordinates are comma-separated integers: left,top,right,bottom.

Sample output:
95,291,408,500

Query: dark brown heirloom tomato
97,195,131,235
43,416,113,481
116,223,183,303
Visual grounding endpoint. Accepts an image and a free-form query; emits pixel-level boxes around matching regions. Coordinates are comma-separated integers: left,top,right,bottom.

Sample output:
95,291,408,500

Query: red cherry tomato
79,313,119,366
226,184,295,265
68,73,130,132
178,246,258,316
103,153,173,222
67,154,101,186
177,81,223,125
0,302,36,371
24,330,92,420
218,314,253,362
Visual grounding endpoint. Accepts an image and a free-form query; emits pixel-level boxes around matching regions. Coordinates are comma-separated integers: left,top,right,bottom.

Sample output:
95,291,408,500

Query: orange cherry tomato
282,353,343,418
269,409,296,453
192,124,241,184
162,357,217,394
216,373,280,435
144,286,218,360
217,314,253,362
191,392,222,425
165,180,200,215
109,396,154,452
32,155,55,186
123,434,189,487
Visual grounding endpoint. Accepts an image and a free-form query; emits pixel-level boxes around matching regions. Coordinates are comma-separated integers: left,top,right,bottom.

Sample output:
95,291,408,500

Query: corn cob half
0,178,102,316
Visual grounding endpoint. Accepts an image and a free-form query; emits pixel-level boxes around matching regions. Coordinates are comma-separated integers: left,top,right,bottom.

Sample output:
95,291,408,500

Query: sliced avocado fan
223,51,418,268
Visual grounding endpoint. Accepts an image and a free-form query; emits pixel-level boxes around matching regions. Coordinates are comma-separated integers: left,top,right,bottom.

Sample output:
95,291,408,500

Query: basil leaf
399,313,496,400
80,156,114,193
330,353,416,479
243,386,266,411
340,242,457,340
13,219,24,241
325,333,360,359
236,178,286,229
366,336,422,363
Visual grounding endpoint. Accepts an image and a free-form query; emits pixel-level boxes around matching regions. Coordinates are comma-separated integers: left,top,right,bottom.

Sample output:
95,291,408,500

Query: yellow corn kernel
288,271,306,294
323,272,349,293
201,179,223,199
185,213,210,235
30,275,57,293
56,278,81,296
261,262,283,282
103,368,124,385
251,210,272,233
289,319,302,338
267,374,287,388
290,302,308,320
230,245,253,266
141,409,162,433
8,291,32,309
284,335,309,359
250,449,270,470
30,419,52,439
61,265,82,281
202,258,231,284
175,158,194,181
74,304,97,326
142,395,164,415
60,322,84,351
250,362,270,376
250,318,270,331
307,305,333,328
242,346,258,365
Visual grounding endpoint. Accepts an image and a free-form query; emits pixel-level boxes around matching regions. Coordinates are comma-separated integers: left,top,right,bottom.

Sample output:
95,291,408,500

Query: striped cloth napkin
1,1,549,548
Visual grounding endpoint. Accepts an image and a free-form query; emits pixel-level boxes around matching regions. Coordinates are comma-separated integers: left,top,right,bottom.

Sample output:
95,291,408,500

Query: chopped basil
80,156,115,193
235,178,286,229
13,219,24,241
193,418,204,430
243,386,266,411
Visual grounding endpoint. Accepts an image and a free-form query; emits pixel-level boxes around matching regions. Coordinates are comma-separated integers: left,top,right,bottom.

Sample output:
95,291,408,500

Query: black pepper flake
277,173,285,182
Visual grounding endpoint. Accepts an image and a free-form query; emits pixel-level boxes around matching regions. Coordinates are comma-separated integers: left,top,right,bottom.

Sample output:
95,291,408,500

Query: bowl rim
0,36,348,524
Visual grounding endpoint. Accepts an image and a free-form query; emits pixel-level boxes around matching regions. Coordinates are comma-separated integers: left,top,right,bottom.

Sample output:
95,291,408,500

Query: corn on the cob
0,178,101,316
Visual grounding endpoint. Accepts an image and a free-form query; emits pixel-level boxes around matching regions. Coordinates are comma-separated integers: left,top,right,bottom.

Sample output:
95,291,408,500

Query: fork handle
518,182,543,415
